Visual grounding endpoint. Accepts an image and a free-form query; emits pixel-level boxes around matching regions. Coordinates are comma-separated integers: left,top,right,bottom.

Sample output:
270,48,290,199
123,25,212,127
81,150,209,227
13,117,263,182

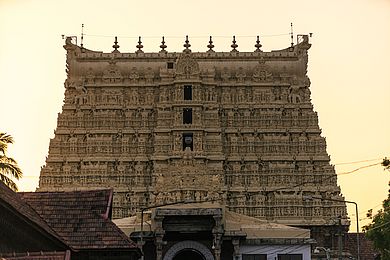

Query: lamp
314,247,331,260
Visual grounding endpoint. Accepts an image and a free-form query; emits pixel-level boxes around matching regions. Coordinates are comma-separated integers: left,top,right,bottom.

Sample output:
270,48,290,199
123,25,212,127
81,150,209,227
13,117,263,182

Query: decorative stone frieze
38,36,348,237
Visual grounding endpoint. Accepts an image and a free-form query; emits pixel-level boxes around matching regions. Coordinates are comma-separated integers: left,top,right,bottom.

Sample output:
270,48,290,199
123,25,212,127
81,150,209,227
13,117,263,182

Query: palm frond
0,133,14,144
0,155,18,164
0,172,18,191
0,142,6,155
0,133,21,191
0,156,23,179
0,133,14,155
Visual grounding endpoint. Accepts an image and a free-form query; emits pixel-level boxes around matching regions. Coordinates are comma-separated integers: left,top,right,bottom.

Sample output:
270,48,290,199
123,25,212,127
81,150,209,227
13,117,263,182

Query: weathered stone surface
38,36,348,232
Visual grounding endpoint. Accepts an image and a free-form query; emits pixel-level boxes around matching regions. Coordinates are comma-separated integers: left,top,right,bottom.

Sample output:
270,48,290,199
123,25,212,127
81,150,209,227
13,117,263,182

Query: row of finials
108,35,264,53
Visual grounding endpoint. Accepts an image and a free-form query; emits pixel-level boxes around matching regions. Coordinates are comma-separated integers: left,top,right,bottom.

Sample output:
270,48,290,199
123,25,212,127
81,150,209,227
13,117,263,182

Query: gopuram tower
38,35,349,246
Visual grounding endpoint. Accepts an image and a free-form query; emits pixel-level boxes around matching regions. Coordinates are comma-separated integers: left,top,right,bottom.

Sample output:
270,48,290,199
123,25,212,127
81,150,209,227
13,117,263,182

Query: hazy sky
1,0,389,231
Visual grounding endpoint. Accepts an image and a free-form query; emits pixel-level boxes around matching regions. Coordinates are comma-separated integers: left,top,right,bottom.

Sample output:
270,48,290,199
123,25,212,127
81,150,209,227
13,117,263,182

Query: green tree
364,159,390,259
383,157,390,171
0,133,23,191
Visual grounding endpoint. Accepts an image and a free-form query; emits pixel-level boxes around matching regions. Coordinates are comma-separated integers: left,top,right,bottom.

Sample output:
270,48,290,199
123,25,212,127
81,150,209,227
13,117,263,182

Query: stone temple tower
38,35,348,247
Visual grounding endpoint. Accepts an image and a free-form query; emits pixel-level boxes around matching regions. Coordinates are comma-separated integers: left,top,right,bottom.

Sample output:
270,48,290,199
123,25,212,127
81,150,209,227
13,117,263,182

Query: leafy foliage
0,133,23,191
383,157,390,171
364,166,390,260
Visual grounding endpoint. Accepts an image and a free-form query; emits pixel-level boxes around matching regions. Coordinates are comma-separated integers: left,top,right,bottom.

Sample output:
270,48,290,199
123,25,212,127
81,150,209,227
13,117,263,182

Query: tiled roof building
0,181,140,259
19,189,136,251
0,181,66,253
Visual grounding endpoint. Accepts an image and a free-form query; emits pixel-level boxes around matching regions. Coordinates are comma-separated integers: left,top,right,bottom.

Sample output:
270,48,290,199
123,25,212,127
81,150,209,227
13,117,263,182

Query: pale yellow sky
0,0,389,232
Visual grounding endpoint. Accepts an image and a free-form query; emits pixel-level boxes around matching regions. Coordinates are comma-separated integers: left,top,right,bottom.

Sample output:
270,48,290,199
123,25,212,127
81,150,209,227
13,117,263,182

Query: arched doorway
173,249,205,260
163,241,214,260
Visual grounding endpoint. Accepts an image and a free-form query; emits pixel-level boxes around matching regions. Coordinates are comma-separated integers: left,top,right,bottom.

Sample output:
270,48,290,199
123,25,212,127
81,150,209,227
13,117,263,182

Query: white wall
239,244,311,260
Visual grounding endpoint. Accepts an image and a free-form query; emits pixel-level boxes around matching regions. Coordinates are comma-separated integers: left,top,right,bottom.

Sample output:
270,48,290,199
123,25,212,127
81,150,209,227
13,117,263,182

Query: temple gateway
38,35,349,260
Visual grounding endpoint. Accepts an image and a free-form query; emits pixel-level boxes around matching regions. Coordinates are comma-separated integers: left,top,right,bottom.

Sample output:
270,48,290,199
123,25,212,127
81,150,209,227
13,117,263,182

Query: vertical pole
80,24,84,49
354,202,360,260
140,208,145,260
141,208,144,233
338,217,343,260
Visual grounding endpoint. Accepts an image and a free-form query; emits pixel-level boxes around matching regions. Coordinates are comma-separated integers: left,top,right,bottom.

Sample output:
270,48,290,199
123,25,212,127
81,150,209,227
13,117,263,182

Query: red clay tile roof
0,182,65,246
19,189,137,250
0,251,70,260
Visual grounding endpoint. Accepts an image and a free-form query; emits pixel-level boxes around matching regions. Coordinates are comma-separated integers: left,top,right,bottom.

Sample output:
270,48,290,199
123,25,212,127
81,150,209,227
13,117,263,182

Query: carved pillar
156,235,164,260
154,216,165,260
232,238,240,260
212,215,223,260
137,239,146,259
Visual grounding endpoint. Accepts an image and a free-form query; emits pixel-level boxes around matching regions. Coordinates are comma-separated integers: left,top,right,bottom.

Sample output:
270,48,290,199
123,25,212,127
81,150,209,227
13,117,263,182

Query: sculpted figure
141,110,149,127
160,87,167,102
227,110,234,127
221,67,230,82
86,68,95,84
195,191,201,201
205,88,211,101
117,161,126,173
222,91,229,103
129,67,139,83
252,60,272,81
146,90,154,104
103,60,122,83
145,67,154,83
230,134,238,153
66,79,87,105
177,87,183,101
129,89,139,105
195,110,201,124
236,67,246,83
210,87,216,101
237,88,245,103
176,54,200,78
303,87,311,102
175,133,182,151
68,134,78,152
194,132,203,151
289,85,302,103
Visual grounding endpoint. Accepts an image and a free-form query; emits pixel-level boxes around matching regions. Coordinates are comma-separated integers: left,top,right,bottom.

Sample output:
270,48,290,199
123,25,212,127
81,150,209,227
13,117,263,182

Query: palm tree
0,132,22,191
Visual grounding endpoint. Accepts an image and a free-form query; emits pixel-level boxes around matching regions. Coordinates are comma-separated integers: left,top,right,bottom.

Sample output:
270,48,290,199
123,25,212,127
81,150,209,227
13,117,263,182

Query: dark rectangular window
167,62,174,69
242,254,267,260
183,108,192,124
277,254,303,260
184,85,192,100
182,133,193,151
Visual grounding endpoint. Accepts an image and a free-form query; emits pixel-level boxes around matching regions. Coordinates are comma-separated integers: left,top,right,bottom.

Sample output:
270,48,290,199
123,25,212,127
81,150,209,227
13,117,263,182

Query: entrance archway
163,241,214,260
173,249,205,260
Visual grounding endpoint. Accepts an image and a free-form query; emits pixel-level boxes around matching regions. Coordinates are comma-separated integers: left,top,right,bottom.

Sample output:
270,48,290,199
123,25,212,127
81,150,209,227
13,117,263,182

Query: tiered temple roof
37,35,348,248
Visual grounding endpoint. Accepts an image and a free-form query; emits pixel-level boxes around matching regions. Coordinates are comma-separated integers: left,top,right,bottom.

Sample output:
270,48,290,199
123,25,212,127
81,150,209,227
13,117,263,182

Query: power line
337,163,382,176
20,157,385,179
334,158,383,165
83,33,291,39
358,203,383,215
365,220,390,231
18,159,385,216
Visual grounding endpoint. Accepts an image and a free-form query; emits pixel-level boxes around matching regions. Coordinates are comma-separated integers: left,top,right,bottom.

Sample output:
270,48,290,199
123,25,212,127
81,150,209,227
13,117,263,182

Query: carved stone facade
38,35,348,243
